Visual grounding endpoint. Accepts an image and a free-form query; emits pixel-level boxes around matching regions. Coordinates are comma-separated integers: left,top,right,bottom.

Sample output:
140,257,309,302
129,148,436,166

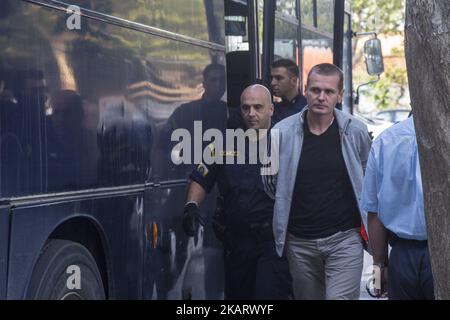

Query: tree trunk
405,0,450,299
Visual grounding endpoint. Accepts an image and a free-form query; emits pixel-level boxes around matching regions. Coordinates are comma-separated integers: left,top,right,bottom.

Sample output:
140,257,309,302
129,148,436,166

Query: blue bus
0,0,358,299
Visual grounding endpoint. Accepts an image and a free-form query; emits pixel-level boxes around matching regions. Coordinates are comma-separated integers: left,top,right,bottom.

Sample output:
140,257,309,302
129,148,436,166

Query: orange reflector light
152,222,158,249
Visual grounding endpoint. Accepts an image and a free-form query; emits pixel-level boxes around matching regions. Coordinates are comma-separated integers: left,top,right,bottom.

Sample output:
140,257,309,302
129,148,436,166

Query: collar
281,92,302,105
298,106,351,135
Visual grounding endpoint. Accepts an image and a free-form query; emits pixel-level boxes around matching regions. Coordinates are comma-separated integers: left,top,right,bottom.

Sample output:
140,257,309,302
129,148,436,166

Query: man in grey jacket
262,63,372,300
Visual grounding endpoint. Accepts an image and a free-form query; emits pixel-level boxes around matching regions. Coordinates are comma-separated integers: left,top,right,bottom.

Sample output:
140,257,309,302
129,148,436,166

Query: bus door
224,0,306,101
224,0,265,108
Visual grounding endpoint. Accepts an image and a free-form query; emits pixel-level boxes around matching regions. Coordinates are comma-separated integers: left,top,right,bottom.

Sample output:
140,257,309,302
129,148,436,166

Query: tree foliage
352,0,407,111
371,66,407,109
352,0,405,35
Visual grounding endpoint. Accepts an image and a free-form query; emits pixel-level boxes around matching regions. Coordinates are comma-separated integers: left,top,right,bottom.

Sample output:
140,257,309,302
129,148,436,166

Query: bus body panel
143,186,222,299
6,195,144,299
1,0,225,299
7,187,213,299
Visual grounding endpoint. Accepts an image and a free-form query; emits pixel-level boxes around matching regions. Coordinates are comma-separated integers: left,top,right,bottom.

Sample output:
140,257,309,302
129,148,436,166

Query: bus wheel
26,239,105,300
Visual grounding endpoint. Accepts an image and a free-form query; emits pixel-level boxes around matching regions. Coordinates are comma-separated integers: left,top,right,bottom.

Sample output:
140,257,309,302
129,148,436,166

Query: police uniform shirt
190,141,274,232
272,92,307,125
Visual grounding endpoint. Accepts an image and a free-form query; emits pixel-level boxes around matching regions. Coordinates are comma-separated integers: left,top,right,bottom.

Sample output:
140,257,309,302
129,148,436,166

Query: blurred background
352,0,408,139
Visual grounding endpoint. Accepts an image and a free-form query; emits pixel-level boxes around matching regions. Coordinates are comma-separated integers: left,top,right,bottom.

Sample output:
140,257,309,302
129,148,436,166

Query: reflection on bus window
277,0,298,17
274,19,299,62
225,16,248,51
225,0,250,55
274,0,299,63
47,90,96,191
299,0,334,85
316,0,334,34
300,0,314,27
162,63,227,180
301,30,333,84
68,0,220,43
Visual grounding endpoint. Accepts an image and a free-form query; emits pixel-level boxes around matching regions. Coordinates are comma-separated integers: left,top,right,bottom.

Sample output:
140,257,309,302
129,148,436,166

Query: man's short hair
271,59,299,78
306,63,344,92
203,63,225,79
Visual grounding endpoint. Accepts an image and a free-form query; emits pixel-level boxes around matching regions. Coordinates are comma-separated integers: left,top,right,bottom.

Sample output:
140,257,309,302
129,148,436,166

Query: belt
389,233,428,246
226,222,273,244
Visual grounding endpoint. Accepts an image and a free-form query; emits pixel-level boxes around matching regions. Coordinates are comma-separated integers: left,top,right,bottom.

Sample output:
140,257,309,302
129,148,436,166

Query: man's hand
182,202,205,237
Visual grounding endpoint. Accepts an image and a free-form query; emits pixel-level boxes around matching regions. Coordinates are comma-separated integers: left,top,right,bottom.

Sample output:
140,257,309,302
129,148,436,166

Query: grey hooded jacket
262,107,372,256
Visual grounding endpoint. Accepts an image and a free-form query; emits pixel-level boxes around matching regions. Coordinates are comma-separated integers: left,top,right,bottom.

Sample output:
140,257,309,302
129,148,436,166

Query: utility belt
231,221,274,241
222,222,274,252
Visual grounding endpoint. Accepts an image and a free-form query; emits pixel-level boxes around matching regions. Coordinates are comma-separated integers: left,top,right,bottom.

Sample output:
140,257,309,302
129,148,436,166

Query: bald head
240,84,274,130
240,84,272,106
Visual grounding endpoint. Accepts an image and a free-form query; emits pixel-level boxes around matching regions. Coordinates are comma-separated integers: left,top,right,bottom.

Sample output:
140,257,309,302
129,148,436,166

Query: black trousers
223,238,292,300
388,237,434,300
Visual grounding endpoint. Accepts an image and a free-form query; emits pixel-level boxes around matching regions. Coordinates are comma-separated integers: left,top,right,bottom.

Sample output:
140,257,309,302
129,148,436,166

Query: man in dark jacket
182,85,291,300
270,59,307,125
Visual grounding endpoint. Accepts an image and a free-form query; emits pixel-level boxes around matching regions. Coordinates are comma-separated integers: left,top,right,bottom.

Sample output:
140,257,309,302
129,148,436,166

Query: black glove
182,202,205,237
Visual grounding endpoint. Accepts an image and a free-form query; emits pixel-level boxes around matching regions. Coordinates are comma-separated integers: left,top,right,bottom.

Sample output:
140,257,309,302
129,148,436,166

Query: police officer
228,59,306,130
182,84,291,300
271,59,307,125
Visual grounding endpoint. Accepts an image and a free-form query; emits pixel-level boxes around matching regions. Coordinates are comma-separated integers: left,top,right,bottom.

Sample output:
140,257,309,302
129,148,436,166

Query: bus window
225,0,274,108
300,0,314,27
276,0,298,17
225,0,250,52
300,0,333,32
68,0,216,43
274,0,300,67
316,0,334,34
300,0,334,87
225,15,249,51
205,0,226,46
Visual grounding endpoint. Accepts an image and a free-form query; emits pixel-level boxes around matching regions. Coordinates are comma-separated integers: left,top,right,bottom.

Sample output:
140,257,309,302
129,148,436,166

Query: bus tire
26,239,105,300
